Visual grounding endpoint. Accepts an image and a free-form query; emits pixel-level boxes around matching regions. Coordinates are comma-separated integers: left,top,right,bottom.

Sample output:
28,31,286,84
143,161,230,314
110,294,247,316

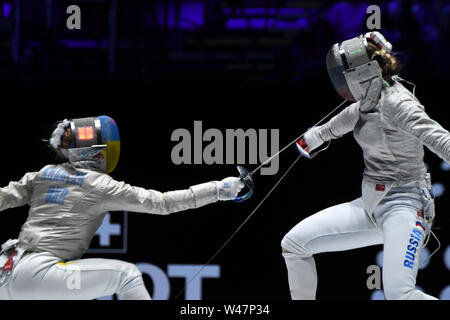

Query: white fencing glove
217,177,245,201
295,127,324,156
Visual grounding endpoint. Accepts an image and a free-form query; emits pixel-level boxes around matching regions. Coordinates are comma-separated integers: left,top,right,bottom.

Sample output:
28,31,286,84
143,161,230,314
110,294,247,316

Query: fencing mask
51,115,120,174
326,31,392,102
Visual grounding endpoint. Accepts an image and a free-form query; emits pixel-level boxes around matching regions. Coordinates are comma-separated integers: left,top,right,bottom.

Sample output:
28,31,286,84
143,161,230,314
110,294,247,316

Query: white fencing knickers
0,251,151,300
281,184,437,300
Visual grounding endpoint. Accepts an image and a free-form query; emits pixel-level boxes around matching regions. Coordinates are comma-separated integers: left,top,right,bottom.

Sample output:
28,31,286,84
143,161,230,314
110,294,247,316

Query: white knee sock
282,252,317,300
119,284,151,300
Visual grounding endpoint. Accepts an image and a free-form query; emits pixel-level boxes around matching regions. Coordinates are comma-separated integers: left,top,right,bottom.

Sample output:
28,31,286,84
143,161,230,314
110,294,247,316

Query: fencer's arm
99,176,219,215
389,100,450,162
317,101,360,140
304,102,360,151
0,172,37,212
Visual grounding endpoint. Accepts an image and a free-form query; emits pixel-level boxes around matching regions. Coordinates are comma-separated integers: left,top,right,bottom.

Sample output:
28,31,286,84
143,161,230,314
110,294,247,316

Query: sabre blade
175,99,348,299
175,154,303,300
250,99,347,176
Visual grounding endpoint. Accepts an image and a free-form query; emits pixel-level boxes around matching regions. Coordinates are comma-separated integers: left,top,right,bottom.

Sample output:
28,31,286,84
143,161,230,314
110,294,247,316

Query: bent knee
116,262,144,293
281,234,312,258
122,262,142,280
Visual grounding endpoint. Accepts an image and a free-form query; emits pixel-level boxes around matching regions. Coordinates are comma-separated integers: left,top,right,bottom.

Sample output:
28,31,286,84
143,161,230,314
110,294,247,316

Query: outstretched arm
0,172,38,212
99,176,244,215
300,102,360,152
316,101,361,141
299,77,381,152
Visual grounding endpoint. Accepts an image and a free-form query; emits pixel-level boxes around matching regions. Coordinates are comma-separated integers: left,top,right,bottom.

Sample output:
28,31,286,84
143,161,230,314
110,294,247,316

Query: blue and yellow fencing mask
53,115,120,174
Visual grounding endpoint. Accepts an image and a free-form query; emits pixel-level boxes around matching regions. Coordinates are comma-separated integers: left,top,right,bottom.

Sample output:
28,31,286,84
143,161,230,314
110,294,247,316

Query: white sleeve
100,176,219,215
304,102,360,150
317,102,360,141
390,100,450,163
0,172,38,212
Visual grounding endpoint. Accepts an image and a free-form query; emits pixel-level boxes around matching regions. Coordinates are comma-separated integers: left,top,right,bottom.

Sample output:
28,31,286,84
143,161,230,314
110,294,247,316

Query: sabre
174,99,348,300
231,99,348,202
250,99,348,176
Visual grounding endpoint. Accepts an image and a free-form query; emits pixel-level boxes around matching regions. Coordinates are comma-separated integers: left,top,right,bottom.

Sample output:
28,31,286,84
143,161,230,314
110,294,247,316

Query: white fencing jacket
0,163,219,261
307,80,450,217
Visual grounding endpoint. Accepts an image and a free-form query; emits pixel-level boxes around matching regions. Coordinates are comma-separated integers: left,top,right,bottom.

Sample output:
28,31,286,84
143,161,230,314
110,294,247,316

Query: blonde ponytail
367,41,400,83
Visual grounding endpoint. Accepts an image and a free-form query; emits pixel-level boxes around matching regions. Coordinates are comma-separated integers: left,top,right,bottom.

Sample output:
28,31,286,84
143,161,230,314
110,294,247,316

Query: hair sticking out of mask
366,40,400,85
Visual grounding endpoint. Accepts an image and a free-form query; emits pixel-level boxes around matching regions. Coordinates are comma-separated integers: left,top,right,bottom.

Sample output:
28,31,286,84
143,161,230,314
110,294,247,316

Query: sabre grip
233,166,254,203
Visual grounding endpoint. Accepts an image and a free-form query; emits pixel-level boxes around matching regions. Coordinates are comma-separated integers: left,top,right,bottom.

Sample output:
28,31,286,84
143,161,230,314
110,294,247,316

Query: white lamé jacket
306,79,450,218
0,163,219,261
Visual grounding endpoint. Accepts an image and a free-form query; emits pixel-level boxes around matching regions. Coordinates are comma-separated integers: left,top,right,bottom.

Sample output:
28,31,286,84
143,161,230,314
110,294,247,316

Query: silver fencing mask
326,31,392,102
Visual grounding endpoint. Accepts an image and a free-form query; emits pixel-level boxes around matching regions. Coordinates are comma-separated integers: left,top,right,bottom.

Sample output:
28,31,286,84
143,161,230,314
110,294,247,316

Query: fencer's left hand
360,77,382,113
217,177,245,201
